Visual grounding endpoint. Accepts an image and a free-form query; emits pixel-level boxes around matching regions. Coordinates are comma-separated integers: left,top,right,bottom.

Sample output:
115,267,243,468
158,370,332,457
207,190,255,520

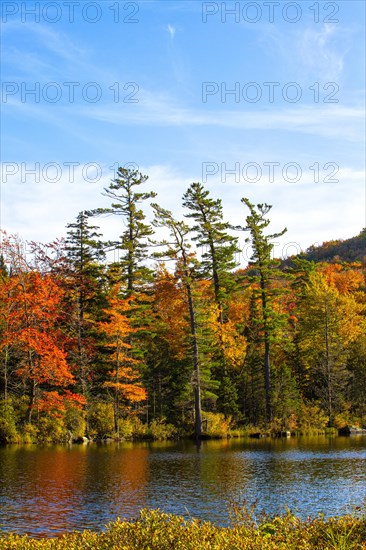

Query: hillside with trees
297,229,366,264
1,167,365,444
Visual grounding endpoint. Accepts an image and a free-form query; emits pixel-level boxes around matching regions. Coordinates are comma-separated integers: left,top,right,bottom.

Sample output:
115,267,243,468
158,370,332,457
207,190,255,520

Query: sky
1,0,365,266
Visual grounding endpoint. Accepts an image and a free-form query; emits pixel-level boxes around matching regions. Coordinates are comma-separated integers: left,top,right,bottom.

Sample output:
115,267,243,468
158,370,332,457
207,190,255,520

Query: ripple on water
0,437,365,537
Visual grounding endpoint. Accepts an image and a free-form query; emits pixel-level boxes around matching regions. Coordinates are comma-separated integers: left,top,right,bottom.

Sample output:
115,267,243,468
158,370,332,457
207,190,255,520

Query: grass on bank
1,506,365,550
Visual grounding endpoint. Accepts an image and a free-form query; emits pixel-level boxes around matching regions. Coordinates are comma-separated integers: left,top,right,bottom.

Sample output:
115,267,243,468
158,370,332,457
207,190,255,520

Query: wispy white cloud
2,161,363,259
297,24,347,82
200,165,366,255
2,2,364,254
76,96,365,142
258,22,350,83
1,22,120,84
167,24,176,39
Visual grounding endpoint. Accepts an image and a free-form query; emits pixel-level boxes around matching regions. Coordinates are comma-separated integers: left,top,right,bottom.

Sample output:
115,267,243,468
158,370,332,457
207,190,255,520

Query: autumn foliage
0,182,365,443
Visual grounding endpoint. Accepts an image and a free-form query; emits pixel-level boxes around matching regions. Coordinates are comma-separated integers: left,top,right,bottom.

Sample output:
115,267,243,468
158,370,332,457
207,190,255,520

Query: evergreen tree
64,212,107,425
151,203,203,438
65,211,105,273
239,198,287,422
239,291,266,423
87,167,156,295
182,182,238,310
182,183,240,415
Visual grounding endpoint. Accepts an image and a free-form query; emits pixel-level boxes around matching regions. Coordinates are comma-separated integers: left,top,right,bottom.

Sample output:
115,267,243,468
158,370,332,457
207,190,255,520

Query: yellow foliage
207,304,247,369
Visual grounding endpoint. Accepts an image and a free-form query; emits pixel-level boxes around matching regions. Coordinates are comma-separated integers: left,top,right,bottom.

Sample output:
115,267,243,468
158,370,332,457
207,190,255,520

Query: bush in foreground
0,508,365,549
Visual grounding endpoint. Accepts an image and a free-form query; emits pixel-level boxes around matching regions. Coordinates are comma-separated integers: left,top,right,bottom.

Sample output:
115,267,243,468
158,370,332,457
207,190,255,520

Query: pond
1,436,365,537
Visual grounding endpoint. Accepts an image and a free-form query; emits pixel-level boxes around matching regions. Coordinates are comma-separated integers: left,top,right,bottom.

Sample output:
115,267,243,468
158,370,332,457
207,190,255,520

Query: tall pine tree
182,182,240,416
239,199,287,422
87,167,156,295
64,212,106,425
151,203,203,438
182,182,238,312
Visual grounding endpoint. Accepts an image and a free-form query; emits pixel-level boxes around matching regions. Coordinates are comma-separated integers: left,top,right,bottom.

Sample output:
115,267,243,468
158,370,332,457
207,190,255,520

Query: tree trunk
264,337,272,422
325,304,333,426
3,345,9,401
261,274,272,423
186,279,202,439
28,379,36,423
114,343,120,437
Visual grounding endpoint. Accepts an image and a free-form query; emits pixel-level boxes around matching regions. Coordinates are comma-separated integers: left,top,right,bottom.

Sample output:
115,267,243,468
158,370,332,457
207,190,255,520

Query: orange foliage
333,270,364,294
104,381,147,402
319,263,365,294
153,266,189,360
15,328,72,385
0,270,73,388
227,295,250,325
100,285,147,405
100,287,136,345
36,390,86,417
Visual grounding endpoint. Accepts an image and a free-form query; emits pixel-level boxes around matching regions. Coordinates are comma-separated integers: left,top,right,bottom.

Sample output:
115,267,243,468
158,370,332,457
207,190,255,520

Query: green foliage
296,270,364,425
238,198,288,423
271,364,301,429
147,418,177,440
302,229,366,263
1,508,366,549
0,183,365,441
0,399,19,443
65,211,105,273
320,515,361,550
64,404,86,439
117,416,137,439
296,402,329,434
118,415,175,440
182,182,239,300
20,423,39,444
216,375,239,417
118,417,147,439
88,402,115,439
203,412,231,438
151,203,204,438
36,416,69,445
87,167,156,293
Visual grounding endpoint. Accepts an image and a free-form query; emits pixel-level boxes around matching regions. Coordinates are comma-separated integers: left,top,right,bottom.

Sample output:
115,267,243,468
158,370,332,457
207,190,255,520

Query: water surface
1,436,365,537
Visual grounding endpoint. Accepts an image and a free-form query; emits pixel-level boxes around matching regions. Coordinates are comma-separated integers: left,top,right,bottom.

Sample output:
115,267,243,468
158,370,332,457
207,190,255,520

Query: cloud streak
167,24,176,39
77,99,365,142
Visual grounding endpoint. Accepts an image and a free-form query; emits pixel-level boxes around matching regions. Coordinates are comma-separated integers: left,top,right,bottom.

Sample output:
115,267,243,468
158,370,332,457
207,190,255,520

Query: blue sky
1,0,365,263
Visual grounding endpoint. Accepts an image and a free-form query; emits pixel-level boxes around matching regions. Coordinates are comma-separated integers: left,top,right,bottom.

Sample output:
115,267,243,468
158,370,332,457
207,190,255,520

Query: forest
0,167,365,444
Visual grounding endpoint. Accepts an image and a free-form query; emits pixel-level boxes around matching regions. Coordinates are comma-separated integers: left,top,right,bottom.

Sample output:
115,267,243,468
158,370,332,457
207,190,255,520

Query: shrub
203,412,230,438
88,402,115,440
116,416,147,439
147,418,176,440
118,417,134,439
21,422,39,444
297,401,328,434
1,508,366,549
130,416,148,439
64,405,86,440
36,416,68,444
0,399,19,444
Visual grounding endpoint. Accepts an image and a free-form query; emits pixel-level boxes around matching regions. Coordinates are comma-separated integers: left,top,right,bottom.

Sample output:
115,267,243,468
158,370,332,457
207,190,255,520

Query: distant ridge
297,229,366,264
